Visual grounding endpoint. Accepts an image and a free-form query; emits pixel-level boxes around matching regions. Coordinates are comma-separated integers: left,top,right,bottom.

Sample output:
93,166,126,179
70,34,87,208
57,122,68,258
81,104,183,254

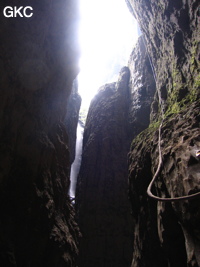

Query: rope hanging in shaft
146,120,200,202
144,38,200,202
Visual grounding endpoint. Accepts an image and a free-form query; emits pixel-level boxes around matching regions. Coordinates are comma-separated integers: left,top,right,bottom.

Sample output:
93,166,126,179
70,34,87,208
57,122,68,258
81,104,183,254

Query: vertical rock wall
76,70,133,267
65,79,82,165
126,0,200,266
127,0,200,117
0,0,80,266
128,37,156,136
76,37,156,267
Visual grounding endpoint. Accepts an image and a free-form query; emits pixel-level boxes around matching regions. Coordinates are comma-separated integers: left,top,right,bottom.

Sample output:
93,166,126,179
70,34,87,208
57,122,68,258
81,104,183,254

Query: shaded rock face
126,0,200,266
127,0,200,118
129,102,200,267
128,37,156,136
0,1,80,266
65,79,82,164
76,71,133,267
75,37,156,267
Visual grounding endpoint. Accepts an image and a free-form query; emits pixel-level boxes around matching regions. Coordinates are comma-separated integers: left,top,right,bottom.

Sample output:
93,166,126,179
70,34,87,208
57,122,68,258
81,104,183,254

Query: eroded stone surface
76,37,156,267
126,0,200,120
129,101,200,266
76,71,133,267
127,0,200,266
0,1,80,266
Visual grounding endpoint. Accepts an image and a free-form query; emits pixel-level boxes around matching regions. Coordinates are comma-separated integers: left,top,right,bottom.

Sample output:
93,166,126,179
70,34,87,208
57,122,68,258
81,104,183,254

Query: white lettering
14,6,23,17
3,6,33,18
3,6,13,17
23,6,33,18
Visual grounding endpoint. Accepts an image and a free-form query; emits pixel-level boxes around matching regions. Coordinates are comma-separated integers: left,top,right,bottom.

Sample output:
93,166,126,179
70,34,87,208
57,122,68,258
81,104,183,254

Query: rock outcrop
126,0,200,266
76,37,156,267
0,1,80,266
126,0,200,118
129,101,200,267
128,37,156,137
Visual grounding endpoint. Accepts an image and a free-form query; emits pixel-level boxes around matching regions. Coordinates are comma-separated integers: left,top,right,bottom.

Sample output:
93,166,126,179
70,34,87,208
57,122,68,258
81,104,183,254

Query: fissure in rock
0,0,199,267
69,120,84,199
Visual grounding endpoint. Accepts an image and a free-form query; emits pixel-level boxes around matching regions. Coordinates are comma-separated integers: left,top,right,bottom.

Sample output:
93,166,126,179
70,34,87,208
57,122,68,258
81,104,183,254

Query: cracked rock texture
126,0,200,118
129,101,200,267
0,0,80,266
126,0,200,266
75,37,155,267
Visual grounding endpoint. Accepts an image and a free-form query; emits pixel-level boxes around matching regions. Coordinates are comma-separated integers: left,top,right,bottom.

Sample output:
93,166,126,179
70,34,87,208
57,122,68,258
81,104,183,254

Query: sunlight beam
78,0,140,108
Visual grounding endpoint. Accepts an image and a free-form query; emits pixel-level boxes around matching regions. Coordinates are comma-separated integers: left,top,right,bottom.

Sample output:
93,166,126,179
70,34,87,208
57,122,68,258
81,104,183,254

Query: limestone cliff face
128,37,156,136
75,37,155,267
0,1,80,266
129,101,200,267
127,0,200,117
126,0,200,266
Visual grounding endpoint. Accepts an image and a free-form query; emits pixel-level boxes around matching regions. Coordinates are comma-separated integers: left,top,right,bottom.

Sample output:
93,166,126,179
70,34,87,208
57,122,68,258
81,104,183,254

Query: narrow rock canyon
76,37,156,267
0,0,199,267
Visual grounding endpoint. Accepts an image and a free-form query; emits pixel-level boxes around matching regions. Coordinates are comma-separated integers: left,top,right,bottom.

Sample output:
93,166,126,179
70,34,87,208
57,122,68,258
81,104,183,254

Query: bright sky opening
78,0,140,108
